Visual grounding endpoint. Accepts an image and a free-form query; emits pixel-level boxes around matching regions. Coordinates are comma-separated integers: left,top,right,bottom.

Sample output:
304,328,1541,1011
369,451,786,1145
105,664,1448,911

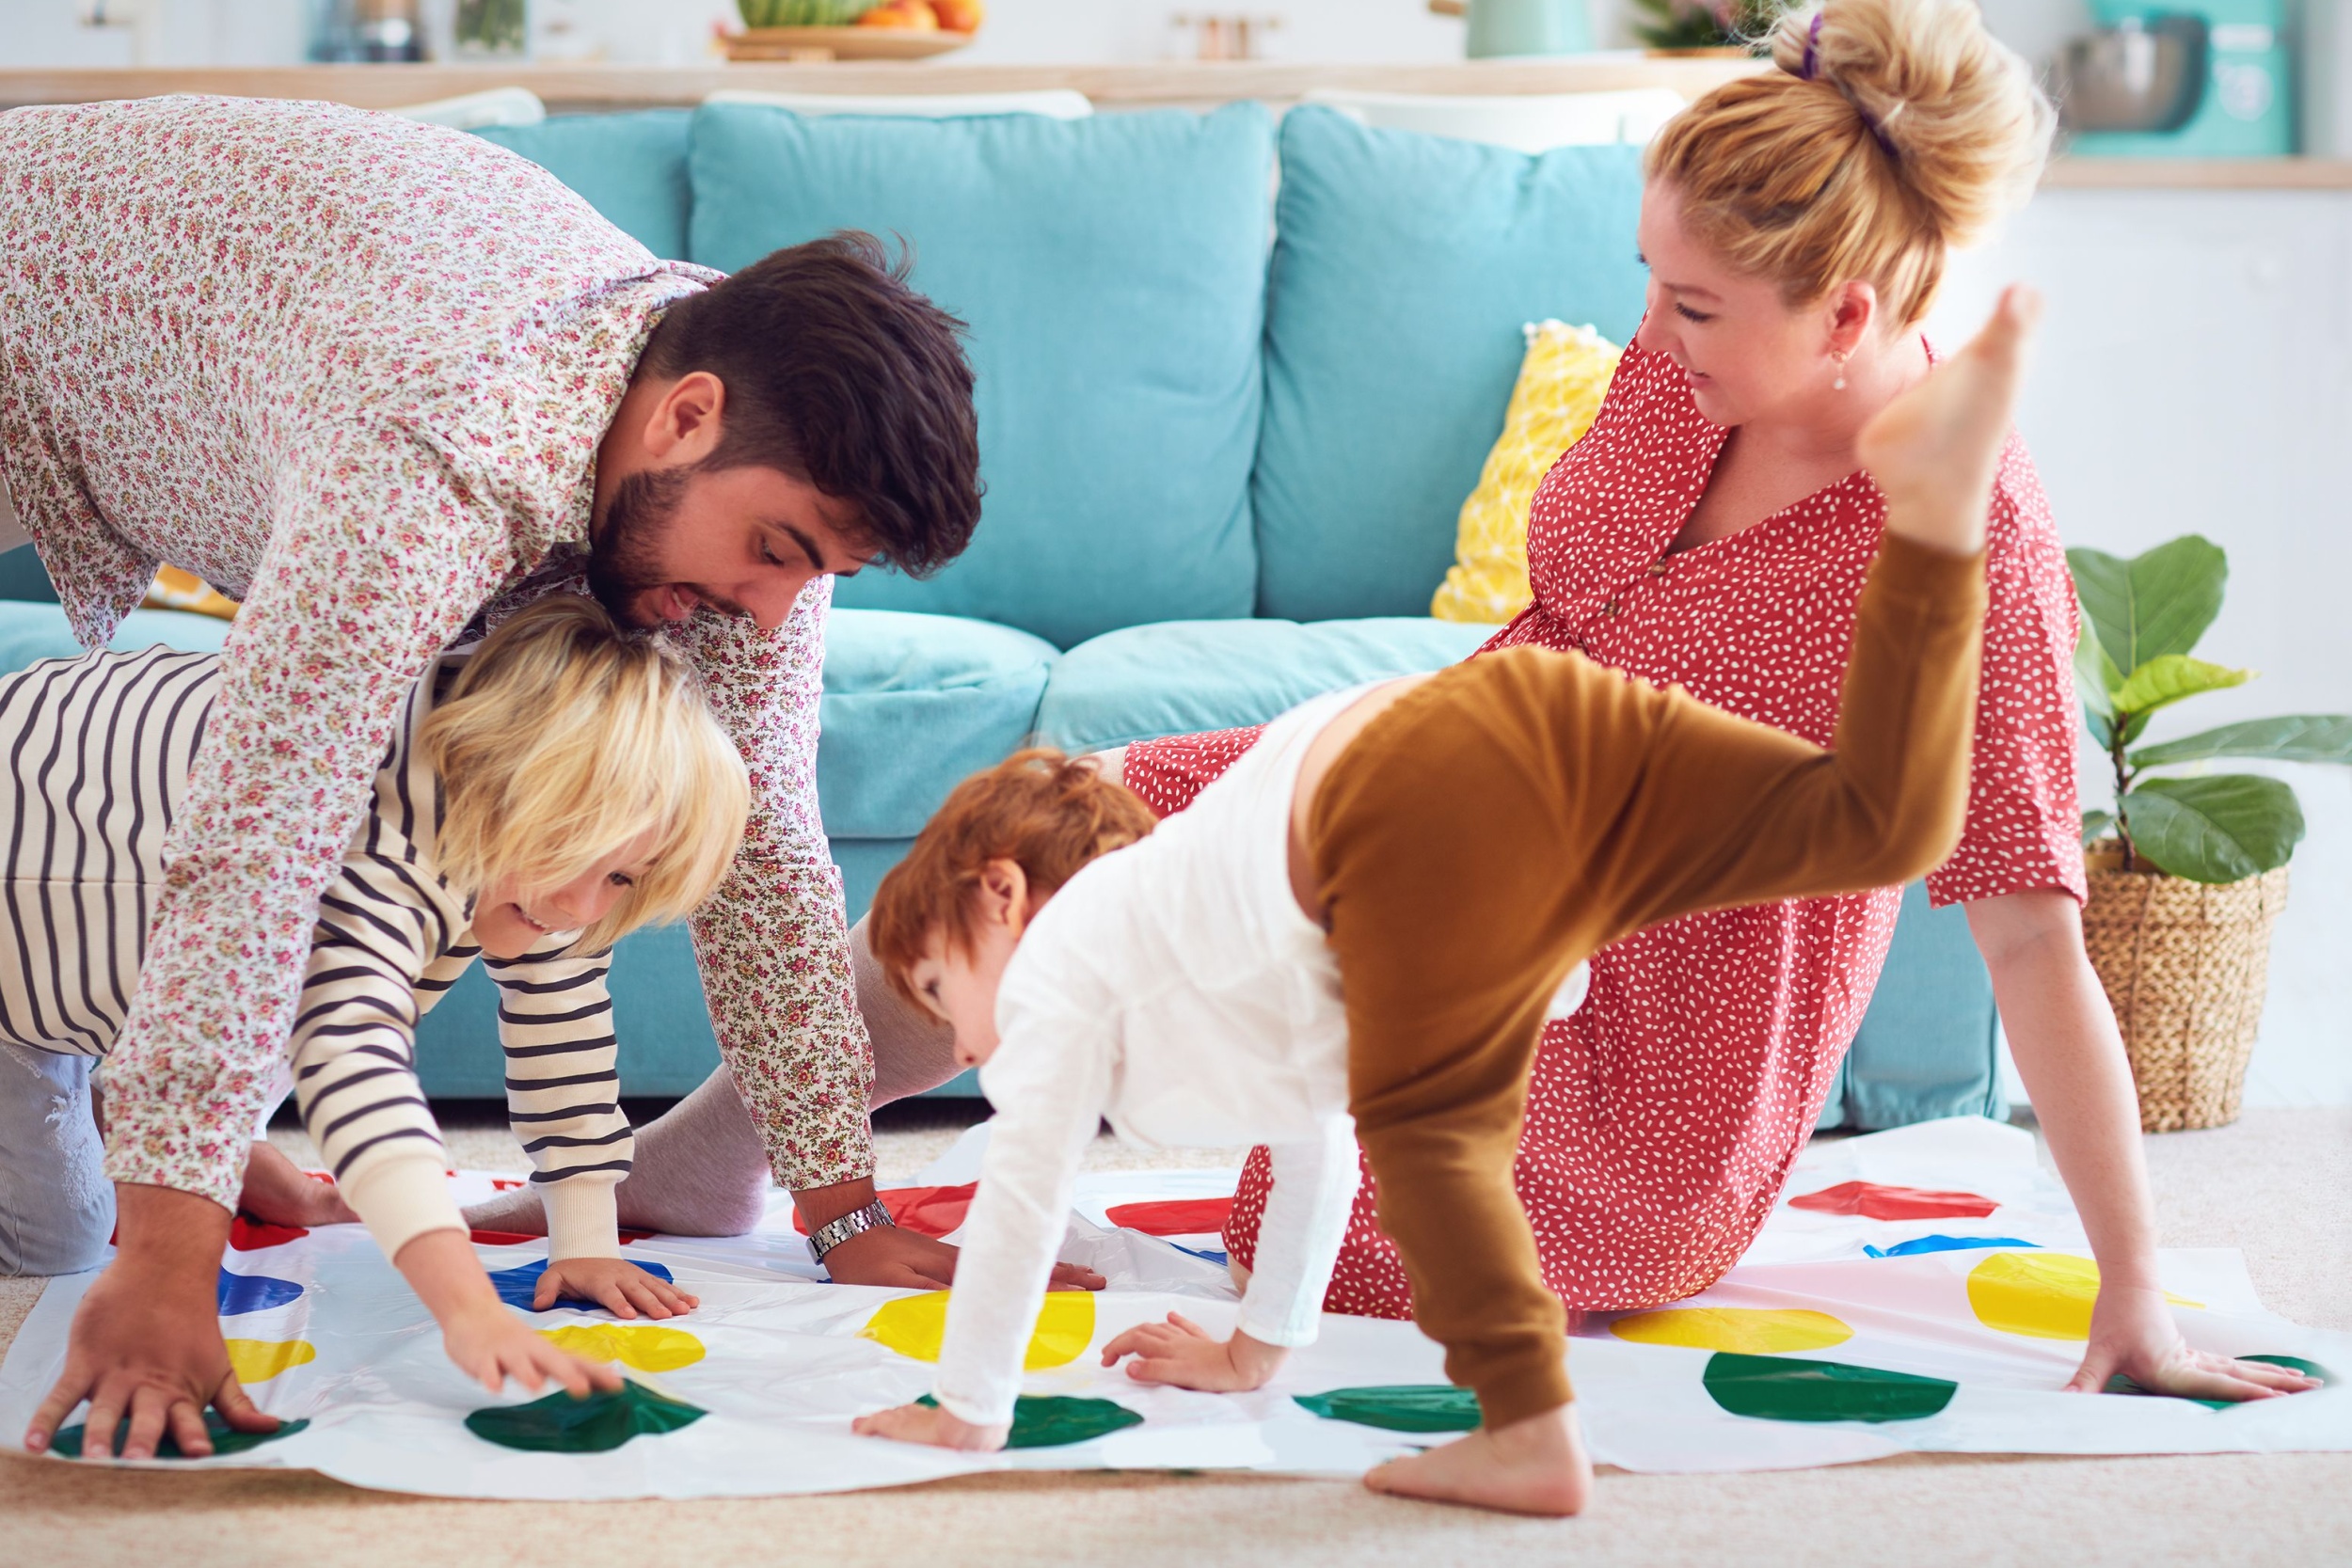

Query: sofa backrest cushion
474,110,694,261
688,103,1274,650
1252,106,1651,623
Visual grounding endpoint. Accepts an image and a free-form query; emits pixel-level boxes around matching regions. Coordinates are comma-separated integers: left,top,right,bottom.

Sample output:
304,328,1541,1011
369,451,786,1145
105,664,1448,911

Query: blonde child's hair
868,749,1157,1006
1645,0,2055,327
419,595,750,952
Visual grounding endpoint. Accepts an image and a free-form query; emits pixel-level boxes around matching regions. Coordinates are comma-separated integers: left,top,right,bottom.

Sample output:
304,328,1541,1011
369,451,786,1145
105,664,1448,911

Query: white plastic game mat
3,1117,2344,1497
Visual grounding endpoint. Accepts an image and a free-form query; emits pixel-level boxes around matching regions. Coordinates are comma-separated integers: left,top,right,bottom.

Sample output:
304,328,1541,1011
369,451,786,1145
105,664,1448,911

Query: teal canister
1466,0,1595,59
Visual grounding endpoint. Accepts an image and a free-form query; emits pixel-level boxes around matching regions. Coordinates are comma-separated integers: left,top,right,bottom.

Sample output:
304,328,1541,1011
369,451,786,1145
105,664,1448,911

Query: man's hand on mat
1100,1313,1286,1392
821,1225,1105,1293
851,1400,1009,1451
2066,1285,2326,1403
24,1183,278,1460
532,1258,701,1320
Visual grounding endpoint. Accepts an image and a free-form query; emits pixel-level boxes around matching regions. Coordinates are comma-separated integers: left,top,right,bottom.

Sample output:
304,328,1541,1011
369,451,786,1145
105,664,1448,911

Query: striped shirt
0,642,632,1260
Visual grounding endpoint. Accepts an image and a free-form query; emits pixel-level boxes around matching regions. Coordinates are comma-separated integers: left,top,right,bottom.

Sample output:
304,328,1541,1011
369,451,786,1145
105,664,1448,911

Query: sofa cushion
818,608,1059,841
1253,106,1650,623
474,110,693,261
1032,616,1491,754
688,102,1274,649
0,600,233,672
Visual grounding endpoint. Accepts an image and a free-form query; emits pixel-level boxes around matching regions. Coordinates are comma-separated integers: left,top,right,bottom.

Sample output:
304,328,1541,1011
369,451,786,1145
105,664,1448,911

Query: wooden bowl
725,26,977,61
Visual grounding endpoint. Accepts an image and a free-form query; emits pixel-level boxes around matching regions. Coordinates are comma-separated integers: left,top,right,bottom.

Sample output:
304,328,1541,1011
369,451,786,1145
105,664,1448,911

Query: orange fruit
930,0,983,32
857,0,940,28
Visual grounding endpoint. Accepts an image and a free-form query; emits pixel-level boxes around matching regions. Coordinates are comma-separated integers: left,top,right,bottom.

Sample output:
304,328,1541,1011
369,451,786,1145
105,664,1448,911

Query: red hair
868,750,1156,1005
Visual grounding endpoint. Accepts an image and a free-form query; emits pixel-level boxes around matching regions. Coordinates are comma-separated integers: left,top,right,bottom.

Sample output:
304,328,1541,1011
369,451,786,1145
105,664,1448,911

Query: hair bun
1770,0,2053,250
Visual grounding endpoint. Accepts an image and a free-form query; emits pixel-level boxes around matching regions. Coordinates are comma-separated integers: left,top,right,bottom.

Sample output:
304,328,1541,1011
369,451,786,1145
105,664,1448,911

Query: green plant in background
2069,535,2352,883
737,0,879,25
1628,0,1788,50
455,0,528,55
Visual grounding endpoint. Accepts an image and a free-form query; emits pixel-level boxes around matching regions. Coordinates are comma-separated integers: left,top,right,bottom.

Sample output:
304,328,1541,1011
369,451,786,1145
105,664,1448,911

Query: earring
1833,351,1851,392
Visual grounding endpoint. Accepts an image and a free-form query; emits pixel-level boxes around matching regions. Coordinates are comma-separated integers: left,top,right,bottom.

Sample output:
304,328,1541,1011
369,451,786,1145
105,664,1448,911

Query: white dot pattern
1126,332,2086,1317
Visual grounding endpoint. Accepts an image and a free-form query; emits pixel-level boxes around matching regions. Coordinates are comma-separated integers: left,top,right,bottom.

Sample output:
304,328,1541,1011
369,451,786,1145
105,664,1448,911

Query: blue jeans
0,1043,114,1276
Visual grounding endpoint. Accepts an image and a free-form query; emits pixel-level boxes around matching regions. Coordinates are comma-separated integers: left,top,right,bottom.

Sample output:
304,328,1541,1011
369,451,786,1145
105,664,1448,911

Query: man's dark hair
642,231,980,577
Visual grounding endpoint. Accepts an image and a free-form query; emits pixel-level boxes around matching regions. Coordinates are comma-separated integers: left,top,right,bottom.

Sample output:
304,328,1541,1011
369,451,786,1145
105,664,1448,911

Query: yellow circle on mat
1609,1307,1853,1354
860,1290,1093,1370
1966,1252,2202,1340
536,1323,707,1373
224,1338,316,1383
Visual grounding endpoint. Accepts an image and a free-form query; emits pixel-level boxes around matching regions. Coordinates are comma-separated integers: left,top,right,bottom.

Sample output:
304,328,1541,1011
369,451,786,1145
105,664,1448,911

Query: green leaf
2108,655,2253,719
2087,706,2114,749
2122,774,2305,883
2067,536,2228,673
2081,809,2116,847
2073,622,2120,718
2130,715,2352,770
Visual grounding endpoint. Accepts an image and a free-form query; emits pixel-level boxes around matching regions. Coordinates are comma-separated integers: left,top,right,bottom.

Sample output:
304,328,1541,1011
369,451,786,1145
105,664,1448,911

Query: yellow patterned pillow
1429,320,1622,625
141,565,241,621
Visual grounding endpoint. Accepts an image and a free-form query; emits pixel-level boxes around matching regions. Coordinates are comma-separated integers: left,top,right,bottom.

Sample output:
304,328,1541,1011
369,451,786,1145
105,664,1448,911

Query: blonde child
846,293,2310,1513
4,594,749,1435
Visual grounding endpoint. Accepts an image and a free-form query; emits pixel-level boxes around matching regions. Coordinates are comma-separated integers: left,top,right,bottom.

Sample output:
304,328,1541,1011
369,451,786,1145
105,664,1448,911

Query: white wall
1930,188,2352,1107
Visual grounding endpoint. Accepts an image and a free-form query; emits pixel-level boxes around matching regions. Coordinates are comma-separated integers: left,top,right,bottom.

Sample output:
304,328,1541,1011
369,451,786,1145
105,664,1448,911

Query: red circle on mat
1786,1181,1998,1221
228,1216,310,1251
1105,1197,1235,1236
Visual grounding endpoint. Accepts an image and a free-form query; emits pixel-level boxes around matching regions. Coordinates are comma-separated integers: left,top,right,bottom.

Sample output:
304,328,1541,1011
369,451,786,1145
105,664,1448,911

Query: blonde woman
1118,0,2298,1416
5,595,749,1458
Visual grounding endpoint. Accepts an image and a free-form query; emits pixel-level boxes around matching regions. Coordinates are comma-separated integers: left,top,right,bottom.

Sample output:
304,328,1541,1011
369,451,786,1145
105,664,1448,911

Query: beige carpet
5,1106,2347,1568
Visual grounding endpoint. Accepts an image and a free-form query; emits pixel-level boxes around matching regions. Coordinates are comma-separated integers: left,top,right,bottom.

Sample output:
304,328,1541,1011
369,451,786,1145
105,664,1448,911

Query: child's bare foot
238,1140,358,1228
1362,1402,1591,1517
1858,283,2043,556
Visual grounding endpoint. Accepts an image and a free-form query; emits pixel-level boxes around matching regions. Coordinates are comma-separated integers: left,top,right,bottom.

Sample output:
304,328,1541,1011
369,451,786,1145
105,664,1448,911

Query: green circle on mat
466,1381,707,1453
914,1393,1143,1449
49,1412,310,1459
2106,1353,2336,1411
1702,1353,1958,1423
1292,1386,1481,1433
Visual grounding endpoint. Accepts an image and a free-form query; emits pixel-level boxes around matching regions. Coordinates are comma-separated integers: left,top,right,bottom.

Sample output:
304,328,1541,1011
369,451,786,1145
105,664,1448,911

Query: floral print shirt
0,96,873,1210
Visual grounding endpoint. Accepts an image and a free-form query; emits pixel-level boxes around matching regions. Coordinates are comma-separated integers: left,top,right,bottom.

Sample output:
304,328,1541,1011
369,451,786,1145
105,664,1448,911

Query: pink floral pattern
0,96,871,1208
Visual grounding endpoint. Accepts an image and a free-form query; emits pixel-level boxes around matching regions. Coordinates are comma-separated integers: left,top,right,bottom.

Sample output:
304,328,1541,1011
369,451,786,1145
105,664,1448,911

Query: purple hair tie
1799,9,1901,163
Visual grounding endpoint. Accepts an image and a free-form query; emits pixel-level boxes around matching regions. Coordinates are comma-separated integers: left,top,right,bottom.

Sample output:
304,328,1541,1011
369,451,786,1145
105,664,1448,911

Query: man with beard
0,95,984,1462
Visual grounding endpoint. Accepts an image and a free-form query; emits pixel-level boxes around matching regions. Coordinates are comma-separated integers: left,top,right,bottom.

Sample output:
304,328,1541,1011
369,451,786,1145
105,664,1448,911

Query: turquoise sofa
0,102,2004,1129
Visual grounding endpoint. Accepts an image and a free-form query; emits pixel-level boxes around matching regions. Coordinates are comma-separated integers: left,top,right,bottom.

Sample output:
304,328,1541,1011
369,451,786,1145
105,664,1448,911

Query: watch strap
806,1197,897,1265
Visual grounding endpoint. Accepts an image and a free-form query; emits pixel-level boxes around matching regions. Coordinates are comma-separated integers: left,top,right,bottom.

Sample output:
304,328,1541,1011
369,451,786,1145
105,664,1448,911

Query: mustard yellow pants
1308,534,1989,1429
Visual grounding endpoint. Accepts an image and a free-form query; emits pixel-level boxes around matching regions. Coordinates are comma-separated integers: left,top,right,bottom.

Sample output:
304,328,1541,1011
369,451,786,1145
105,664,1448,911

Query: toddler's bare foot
1363,1402,1590,1517
238,1140,358,1227
1857,283,2042,556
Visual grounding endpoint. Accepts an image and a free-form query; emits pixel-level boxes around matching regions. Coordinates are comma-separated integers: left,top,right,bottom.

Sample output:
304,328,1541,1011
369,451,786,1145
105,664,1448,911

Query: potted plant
2068,534,2352,1131
1628,0,1781,54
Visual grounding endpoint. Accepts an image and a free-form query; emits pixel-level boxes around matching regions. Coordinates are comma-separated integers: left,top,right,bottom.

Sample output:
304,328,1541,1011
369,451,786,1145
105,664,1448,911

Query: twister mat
2,1118,2344,1497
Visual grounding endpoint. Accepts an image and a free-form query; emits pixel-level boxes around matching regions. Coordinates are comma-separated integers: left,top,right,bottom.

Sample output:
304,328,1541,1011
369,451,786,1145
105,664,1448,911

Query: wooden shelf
0,58,1764,114
2044,157,2352,191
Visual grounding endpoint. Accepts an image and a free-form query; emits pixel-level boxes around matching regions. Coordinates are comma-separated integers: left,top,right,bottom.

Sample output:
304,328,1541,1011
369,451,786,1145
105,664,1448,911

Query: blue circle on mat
216,1268,303,1316
487,1258,675,1312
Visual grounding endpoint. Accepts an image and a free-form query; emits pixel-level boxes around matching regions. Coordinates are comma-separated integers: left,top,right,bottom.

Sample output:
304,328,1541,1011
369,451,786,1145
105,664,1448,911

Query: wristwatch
807,1198,898,1266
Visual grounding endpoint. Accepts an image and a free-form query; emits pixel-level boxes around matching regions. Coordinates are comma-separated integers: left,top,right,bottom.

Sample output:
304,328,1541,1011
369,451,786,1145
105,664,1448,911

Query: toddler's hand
532,1258,701,1320
1101,1313,1285,1392
852,1400,1009,1451
441,1302,622,1399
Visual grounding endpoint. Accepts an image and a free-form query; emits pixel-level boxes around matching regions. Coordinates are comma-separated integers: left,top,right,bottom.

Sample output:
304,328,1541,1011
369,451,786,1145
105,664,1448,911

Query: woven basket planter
2081,843,2290,1132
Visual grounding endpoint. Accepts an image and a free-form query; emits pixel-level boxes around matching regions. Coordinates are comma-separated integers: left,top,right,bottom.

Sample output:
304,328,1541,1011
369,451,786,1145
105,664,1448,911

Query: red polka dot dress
1124,334,2087,1317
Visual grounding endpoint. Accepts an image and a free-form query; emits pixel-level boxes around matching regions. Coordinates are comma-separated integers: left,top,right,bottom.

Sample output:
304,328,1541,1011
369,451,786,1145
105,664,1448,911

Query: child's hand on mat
1100,1314,1285,1392
532,1258,701,1320
851,1400,1009,1451
440,1300,624,1398
2066,1284,2325,1403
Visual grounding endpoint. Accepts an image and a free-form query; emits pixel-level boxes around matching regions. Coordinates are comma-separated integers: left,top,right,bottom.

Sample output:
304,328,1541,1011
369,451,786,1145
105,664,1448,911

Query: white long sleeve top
931,687,1376,1428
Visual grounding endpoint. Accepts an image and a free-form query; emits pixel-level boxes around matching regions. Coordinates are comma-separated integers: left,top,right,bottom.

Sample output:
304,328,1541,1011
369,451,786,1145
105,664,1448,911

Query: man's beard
586,466,690,629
